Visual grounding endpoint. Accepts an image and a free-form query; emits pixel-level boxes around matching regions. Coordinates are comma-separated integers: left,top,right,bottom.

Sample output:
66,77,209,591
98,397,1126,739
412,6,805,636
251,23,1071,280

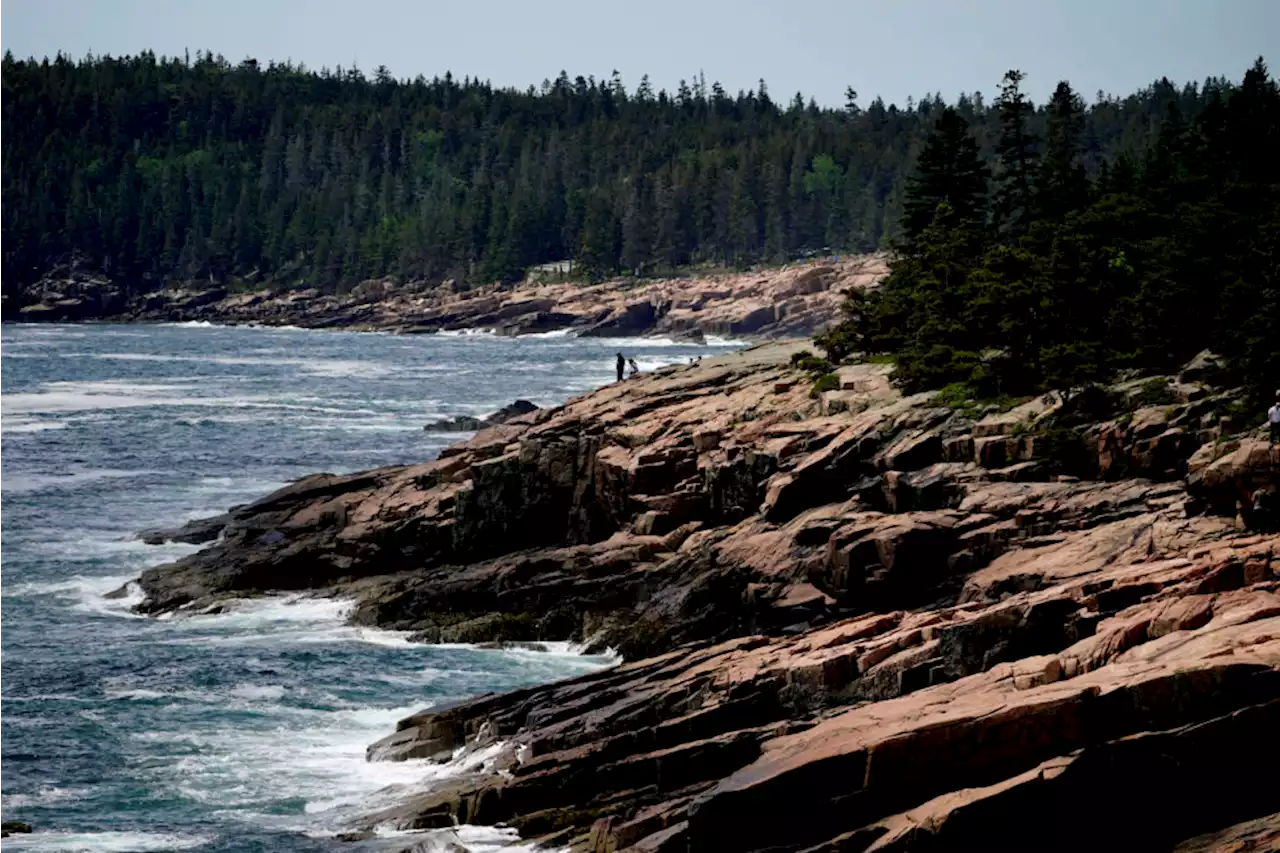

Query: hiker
1269,391,1280,444
628,358,640,377
616,353,626,382
1250,487,1276,532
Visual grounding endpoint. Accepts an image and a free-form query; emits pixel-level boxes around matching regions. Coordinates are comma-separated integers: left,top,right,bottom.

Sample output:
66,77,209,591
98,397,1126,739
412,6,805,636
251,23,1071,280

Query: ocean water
0,323,740,852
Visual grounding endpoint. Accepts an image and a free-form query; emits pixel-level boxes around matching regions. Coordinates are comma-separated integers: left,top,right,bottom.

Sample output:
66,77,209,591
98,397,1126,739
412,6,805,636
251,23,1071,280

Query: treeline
818,60,1279,403
0,51,1229,297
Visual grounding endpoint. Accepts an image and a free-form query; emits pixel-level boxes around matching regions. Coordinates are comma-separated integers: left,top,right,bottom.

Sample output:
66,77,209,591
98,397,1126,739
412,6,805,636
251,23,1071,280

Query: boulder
486,399,540,424
424,414,488,432
579,300,658,337
139,514,230,545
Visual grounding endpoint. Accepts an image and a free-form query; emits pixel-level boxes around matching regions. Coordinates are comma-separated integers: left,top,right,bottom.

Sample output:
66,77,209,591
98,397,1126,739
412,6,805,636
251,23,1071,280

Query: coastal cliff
133,342,1280,851
13,255,886,339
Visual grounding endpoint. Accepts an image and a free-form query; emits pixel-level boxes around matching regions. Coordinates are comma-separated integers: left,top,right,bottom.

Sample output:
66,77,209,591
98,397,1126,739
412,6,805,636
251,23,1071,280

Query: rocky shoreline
130,341,1280,851
9,255,887,340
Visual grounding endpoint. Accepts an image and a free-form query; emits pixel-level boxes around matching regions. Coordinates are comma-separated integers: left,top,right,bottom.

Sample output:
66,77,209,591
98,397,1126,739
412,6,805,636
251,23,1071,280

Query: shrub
810,373,841,397
791,351,834,375
1134,377,1176,407
1058,384,1119,426
935,382,976,410
1036,426,1094,476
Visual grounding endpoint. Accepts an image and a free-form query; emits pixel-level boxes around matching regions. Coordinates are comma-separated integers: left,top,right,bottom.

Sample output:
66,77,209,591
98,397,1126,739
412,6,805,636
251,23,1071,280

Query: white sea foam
1,380,203,415
435,327,496,337
368,824,558,853
0,831,212,851
1,468,160,495
2,379,410,422
298,418,422,433
294,358,391,379
24,533,201,569
2,574,147,618
134,699,435,828
96,351,392,378
0,417,69,434
0,785,91,809
586,334,746,347
160,320,221,328
517,328,576,339
156,594,417,648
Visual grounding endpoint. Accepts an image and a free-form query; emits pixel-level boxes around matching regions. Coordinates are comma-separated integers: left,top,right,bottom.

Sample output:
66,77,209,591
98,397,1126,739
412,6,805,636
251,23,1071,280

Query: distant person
1270,391,1280,444
628,358,640,377
1250,487,1276,532
616,353,626,382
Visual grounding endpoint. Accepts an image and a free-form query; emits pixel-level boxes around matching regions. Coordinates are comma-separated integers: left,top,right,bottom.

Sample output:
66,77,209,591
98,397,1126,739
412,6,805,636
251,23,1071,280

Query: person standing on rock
1269,391,1280,444
616,353,626,382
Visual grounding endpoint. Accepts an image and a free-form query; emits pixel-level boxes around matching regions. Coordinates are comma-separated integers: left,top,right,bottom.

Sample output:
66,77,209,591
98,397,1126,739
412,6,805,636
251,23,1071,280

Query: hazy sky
3,0,1277,106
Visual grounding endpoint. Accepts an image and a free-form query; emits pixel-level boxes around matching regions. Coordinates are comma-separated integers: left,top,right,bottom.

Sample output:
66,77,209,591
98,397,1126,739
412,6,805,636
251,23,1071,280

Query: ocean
0,322,740,852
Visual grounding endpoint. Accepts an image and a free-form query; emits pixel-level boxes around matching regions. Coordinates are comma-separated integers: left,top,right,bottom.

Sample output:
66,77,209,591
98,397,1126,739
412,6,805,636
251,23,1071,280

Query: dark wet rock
485,399,539,424
139,514,229,545
333,829,375,842
579,300,658,337
425,400,540,432
424,415,488,432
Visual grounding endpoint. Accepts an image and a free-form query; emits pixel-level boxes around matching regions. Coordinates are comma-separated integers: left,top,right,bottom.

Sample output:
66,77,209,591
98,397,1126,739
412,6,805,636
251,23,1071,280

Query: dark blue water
0,323,739,852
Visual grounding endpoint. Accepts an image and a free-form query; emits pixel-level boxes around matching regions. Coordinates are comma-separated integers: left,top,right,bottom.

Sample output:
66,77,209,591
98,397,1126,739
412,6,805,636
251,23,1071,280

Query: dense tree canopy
819,59,1279,404
0,51,1232,298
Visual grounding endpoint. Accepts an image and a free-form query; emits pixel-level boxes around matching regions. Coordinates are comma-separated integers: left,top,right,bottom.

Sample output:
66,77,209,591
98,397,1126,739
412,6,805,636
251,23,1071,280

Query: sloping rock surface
17,255,888,339
132,343,1280,851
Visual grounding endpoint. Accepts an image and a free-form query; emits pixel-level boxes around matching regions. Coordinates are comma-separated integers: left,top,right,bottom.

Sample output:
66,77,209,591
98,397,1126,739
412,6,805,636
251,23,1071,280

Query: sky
3,0,1278,107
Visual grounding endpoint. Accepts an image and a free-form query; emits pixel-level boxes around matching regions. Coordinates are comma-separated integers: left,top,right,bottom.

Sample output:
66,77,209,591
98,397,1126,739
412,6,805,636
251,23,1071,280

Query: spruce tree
1038,81,1088,221
992,70,1038,240
899,107,989,249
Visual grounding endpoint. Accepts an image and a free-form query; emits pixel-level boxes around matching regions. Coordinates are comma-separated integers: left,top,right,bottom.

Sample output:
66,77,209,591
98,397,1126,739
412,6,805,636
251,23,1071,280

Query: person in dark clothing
616,353,626,382
1268,391,1280,444
1252,487,1277,532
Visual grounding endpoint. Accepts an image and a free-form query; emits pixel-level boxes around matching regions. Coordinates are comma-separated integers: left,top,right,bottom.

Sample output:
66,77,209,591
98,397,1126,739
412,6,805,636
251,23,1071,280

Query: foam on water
1,786,92,809
1,321,737,850
0,831,213,851
1,417,70,434
145,596,427,652
434,327,496,337
2,468,162,495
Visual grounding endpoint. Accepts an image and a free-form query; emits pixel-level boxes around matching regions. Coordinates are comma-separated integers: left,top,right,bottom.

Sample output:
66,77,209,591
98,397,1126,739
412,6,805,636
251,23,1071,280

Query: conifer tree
992,70,1038,239
1038,81,1088,221
900,107,989,249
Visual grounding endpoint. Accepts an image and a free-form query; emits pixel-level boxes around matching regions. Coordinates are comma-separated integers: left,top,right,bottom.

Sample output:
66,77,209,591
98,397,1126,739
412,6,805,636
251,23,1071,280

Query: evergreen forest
816,59,1278,403
0,51,1252,296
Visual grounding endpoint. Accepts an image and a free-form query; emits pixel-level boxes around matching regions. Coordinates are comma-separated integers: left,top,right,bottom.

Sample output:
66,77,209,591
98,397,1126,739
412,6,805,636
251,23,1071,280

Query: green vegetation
1035,427,1094,476
1134,378,1177,407
818,62,1280,406
0,51,1245,305
810,373,842,397
790,350,834,375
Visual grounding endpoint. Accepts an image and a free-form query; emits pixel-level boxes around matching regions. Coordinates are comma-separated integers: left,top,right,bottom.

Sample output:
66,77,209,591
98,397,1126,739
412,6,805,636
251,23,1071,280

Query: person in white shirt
1269,391,1280,445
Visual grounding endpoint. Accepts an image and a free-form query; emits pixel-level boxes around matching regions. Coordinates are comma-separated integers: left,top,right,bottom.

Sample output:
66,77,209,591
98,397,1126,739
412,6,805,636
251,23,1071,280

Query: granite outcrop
129,342,1280,851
